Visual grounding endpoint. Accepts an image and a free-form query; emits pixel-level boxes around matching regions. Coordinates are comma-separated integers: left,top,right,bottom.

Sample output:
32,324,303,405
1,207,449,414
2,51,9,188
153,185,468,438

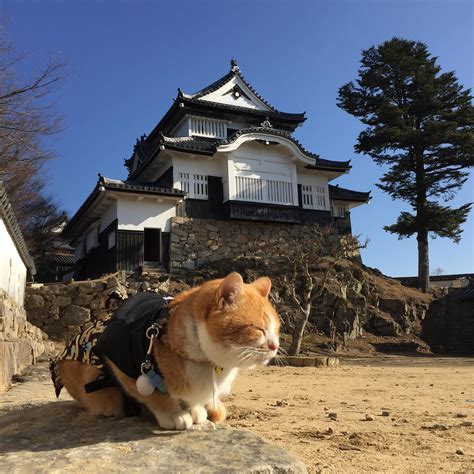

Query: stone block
25,294,45,309
62,305,91,326
55,296,72,308
73,294,93,306
182,260,195,270
205,223,219,232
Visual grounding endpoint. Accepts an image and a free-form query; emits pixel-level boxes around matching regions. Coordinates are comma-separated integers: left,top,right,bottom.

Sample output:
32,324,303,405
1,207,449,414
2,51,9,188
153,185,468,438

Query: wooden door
144,228,161,262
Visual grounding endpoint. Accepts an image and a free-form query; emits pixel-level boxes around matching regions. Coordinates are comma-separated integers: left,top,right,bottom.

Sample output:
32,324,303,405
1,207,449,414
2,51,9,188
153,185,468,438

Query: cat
57,272,280,430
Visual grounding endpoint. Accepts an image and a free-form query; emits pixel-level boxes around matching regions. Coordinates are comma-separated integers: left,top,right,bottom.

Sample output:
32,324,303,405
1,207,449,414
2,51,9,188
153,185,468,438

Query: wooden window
301,185,326,210
337,205,347,217
193,174,208,199
179,172,190,193
180,172,208,200
302,185,314,209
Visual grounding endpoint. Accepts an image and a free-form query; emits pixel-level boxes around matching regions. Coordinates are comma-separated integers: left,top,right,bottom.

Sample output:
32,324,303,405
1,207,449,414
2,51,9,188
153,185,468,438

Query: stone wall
0,288,49,390
25,274,129,342
169,217,329,271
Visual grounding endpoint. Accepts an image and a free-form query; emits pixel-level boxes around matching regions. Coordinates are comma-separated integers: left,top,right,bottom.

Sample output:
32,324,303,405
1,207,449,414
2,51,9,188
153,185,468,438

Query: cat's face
198,272,281,369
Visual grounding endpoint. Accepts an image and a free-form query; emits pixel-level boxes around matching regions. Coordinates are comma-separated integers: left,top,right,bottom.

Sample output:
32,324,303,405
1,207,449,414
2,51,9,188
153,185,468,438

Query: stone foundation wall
0,288,49,390
25,274,130,342
169,217,332,271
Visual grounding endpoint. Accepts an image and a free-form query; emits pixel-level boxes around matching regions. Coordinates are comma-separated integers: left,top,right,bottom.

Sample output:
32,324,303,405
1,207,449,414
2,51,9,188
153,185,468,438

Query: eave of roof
329,184,371,203
182,97,305,122
0,181,35,274
62,176,185,241
146,96,305,144
130,128,351,180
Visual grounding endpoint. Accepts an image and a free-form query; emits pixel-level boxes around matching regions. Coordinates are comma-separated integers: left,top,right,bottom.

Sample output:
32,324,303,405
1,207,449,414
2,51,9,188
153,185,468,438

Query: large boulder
0,398,307,473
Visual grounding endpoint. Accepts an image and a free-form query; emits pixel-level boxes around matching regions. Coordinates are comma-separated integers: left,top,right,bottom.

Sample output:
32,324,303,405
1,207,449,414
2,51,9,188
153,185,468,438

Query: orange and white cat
58,272,280,430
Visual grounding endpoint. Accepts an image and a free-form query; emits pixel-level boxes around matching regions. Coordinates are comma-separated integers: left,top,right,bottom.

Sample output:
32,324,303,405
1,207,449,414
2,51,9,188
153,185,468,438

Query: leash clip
140,360,153,376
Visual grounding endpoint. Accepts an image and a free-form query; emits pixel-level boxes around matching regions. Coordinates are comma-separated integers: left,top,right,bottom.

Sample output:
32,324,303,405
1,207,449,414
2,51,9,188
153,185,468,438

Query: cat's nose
268,342,279,351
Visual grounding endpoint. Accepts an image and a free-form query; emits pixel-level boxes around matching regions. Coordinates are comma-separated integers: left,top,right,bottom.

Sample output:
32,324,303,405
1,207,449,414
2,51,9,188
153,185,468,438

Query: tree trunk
417,230,430,293
288,304,312,356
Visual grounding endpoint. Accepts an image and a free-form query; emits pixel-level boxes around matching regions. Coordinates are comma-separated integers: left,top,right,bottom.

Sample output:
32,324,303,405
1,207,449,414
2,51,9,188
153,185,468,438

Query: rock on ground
0,359,306,473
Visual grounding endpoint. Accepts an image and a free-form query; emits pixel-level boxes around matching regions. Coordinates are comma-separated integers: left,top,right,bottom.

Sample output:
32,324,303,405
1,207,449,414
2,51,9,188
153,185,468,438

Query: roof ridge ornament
230,58,240,73
261,117,273,128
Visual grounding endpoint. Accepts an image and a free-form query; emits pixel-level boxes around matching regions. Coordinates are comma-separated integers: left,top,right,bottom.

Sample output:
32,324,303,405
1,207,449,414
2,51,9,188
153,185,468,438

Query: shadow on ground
0,401,179,454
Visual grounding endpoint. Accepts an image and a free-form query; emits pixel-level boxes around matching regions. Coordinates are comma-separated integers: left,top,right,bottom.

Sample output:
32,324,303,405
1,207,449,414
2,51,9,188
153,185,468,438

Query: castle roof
129,127,351,180
62,176,185,242
328,184,371,203
0,182,35,274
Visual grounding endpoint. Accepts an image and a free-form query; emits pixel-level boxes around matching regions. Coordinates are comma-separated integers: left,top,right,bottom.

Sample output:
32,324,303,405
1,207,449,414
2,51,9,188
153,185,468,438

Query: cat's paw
172,410,194,430
206,401,227,423
156,413,177,430
190,404,208,424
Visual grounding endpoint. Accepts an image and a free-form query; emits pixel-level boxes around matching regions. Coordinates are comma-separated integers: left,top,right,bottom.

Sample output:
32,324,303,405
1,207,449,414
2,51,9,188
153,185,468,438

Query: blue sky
3,0,473,276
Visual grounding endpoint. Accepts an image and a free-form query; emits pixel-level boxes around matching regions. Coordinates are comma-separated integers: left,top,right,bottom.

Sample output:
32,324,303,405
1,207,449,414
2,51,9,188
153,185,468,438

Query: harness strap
84,375,116,393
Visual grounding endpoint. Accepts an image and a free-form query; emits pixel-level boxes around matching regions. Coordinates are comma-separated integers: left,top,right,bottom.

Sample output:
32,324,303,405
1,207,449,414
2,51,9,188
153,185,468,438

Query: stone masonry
0,288,50,390
25,274,129,342
170,217,324,271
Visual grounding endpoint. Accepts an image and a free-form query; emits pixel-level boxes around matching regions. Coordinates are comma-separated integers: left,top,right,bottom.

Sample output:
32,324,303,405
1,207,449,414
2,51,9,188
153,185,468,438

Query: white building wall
229,142,299,206
116,196,177,232
174,119,190,137
198,76,271,111
172,155,225,189
100,201,118,232
0,219,27,306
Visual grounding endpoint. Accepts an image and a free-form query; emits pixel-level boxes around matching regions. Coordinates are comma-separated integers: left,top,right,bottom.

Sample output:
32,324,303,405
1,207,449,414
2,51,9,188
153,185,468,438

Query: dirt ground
1,355,473,473
224,356,474,474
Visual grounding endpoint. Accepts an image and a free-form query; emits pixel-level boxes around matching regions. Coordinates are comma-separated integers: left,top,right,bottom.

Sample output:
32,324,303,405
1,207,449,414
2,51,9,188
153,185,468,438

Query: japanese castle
63,60,370,278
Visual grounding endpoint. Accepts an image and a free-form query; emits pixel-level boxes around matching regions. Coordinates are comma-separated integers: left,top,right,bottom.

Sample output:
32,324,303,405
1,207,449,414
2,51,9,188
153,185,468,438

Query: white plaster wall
85,226,99,252
172,155,226,189
198,76,271,111
229,142,298,205
0,219,27,306
74,241,83,261
297,172,328,187
100,201,118,232
116,196,177,232
174,119,190,137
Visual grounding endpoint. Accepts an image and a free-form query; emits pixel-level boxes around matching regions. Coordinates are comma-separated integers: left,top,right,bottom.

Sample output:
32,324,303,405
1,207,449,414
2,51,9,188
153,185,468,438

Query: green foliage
338,38,473,288
384,202,471,242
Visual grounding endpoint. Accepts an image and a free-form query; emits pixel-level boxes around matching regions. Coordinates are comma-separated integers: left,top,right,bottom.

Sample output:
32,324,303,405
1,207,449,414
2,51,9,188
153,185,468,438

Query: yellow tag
214,366,224,375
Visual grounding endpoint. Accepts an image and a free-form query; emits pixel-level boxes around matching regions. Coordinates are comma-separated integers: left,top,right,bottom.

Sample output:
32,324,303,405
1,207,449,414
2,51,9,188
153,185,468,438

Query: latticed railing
235,176,293,205
190,118,227,138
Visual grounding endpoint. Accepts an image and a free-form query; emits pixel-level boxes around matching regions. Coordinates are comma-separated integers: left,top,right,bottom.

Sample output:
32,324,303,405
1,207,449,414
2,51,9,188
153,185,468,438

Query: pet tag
136,374,155,396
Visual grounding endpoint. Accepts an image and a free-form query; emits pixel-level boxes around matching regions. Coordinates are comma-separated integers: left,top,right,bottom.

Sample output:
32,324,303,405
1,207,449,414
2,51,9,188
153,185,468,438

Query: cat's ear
253,277,272,298
218,272,243,306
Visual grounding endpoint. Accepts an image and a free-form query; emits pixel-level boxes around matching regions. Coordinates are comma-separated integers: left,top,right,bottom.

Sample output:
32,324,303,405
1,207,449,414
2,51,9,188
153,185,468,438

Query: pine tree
338,38,474,292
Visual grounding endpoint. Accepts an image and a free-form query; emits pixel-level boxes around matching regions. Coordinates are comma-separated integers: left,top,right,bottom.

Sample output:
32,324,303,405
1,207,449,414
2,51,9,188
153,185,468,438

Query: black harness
51,292,170,416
